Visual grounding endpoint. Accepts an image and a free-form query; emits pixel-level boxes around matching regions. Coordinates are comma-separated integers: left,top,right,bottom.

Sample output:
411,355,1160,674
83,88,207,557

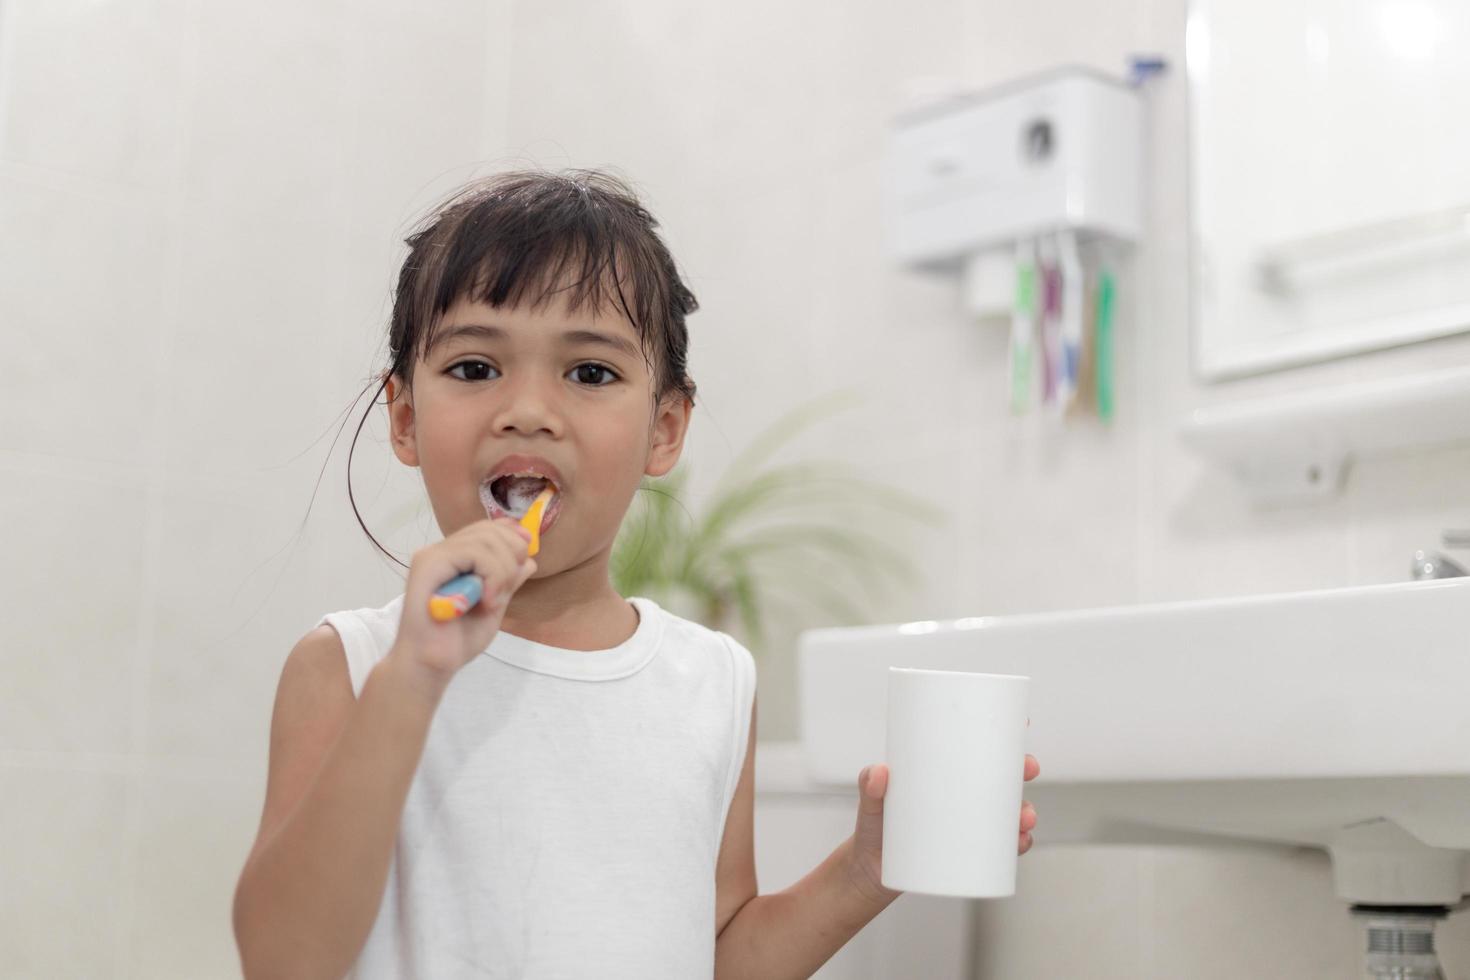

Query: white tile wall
0,765,133,974
124,763,264,977
494,0,1470,977
0,0,193,194
6,0,1470,975
1,0,514,975
0,464,150,754
0,171,174,464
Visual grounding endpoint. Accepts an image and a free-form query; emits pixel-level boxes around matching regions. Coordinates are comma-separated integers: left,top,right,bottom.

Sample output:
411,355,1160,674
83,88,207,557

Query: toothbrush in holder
428,486,554,622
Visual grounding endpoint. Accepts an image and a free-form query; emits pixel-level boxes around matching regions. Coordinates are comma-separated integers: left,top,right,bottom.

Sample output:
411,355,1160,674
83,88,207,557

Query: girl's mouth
480,474,561,535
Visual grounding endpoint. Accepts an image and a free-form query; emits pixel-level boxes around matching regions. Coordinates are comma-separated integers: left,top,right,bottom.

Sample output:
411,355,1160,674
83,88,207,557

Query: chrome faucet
1411,530,1470,580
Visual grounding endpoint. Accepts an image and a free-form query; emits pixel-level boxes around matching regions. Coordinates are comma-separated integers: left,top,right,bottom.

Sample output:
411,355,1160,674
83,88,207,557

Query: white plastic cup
880,666,1031,898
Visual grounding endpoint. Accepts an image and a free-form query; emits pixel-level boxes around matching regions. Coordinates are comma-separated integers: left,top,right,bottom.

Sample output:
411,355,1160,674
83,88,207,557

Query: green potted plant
611,390,946,654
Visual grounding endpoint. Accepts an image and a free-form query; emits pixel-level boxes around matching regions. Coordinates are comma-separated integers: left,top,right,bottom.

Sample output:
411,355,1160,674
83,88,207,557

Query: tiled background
5,0,1470,975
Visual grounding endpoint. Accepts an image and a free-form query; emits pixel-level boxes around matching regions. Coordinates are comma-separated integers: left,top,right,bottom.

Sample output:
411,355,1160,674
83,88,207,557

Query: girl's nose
492,372,563,437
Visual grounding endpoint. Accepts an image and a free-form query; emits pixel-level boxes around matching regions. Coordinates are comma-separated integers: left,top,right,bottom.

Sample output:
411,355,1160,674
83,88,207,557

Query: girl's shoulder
281,624,354,704
311,593,404,698
634,596,757,676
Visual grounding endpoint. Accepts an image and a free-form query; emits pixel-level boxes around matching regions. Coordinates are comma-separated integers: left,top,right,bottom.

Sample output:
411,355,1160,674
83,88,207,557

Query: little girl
231,168,1040,979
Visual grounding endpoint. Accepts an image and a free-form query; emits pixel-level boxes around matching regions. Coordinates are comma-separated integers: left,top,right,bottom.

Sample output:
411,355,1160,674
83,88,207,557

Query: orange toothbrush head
519,486,555,557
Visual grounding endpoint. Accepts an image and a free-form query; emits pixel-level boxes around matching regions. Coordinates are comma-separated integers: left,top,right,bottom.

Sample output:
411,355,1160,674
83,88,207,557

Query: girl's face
385,289,690,578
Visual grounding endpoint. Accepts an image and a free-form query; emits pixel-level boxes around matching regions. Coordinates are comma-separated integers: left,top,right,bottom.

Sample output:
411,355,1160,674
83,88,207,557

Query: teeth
483,473,555,518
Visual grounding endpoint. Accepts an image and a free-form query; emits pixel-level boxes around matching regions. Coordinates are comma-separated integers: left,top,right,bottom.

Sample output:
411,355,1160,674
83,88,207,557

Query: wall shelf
1178,365,1470,504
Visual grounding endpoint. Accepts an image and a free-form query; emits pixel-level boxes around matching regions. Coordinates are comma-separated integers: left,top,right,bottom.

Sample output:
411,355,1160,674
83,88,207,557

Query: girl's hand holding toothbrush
388,518,537,693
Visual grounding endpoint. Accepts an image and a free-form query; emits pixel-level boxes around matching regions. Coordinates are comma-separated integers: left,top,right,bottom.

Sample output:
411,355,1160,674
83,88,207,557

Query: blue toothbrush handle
429,572,483,621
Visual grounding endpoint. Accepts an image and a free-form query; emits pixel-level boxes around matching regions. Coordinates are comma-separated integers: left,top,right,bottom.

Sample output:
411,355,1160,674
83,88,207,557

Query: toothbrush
1038,238,1060,408
1057,229,1083,411
428,486,555,622
1096,267,1116,422
1010,238,1037,414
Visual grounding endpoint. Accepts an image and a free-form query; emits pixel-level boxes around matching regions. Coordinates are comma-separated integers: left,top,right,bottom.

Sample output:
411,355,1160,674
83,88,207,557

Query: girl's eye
570,362,619,386
445,360,618,386
446,360,498,382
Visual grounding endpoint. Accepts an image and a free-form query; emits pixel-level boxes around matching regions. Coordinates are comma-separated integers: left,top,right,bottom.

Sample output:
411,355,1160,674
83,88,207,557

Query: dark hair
385,167,698,403
343,167,700,569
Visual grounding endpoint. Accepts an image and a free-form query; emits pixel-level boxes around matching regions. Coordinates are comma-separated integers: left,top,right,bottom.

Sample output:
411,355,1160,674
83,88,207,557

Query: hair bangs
414,187,664,375
386,169,695,404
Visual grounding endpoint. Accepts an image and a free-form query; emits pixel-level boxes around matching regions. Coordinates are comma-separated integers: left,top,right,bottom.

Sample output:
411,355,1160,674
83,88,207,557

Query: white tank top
315,594,757,979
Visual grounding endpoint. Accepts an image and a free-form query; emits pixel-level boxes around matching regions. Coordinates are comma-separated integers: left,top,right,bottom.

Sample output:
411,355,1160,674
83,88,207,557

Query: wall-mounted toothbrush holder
883,66,1145,420
883,65,1143,274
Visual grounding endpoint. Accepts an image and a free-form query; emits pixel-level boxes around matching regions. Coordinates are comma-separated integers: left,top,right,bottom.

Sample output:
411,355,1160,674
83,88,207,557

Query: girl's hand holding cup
847,668,1039,905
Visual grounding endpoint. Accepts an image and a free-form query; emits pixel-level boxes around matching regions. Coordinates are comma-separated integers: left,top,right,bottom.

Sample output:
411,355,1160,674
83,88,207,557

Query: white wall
0,0,515,974
6,0,1470,976
493,0,1470,976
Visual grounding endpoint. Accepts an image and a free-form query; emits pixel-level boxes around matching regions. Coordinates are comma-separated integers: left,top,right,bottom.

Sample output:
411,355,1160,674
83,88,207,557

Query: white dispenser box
885,67,1143,272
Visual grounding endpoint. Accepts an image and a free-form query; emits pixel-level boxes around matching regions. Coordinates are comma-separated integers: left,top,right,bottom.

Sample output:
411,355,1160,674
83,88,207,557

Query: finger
490,519,532,557
856,764,888,821
474,563,519,615
1018,832,1033,855
1024,754,1040,781
486,524,532,576
1020,802,1037,834
509,557,537,591
471,537,522,600
490,556,536,606
869,763,889,800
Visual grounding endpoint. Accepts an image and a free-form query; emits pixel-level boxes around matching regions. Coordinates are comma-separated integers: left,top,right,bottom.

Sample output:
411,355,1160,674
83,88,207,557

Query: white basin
797,578,1470,904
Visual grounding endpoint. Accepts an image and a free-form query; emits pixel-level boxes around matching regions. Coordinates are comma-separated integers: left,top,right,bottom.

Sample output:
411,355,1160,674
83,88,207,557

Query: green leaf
711,388,865,495
606,391,955,648
716,524,919,592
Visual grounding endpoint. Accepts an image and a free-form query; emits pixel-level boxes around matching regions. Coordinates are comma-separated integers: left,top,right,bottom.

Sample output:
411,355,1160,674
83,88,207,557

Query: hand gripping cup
880,667,1030,898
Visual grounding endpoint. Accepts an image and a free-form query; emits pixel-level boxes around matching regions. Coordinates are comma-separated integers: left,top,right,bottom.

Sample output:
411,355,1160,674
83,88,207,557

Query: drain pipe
1350,905,1450,980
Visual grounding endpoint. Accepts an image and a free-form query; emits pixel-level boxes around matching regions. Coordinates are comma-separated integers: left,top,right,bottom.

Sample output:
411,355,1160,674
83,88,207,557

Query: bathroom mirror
1188,0,1470,380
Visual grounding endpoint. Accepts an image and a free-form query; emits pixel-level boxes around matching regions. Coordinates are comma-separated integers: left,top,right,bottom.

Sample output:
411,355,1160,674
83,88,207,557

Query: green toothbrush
1011,246,1036,414
1095,269,1115,422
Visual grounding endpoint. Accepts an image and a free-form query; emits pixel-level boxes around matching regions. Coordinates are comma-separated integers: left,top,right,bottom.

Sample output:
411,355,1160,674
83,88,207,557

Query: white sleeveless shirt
315,594,757,979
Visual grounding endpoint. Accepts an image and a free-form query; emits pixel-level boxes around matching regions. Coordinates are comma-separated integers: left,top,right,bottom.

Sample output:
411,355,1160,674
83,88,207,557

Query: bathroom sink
797,578,1470,904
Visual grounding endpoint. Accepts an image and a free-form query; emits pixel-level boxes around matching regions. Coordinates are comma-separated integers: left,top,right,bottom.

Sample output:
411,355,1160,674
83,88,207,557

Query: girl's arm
715,836,897,979
714,698,897,979
231,626,448,979
717,759,1039,979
